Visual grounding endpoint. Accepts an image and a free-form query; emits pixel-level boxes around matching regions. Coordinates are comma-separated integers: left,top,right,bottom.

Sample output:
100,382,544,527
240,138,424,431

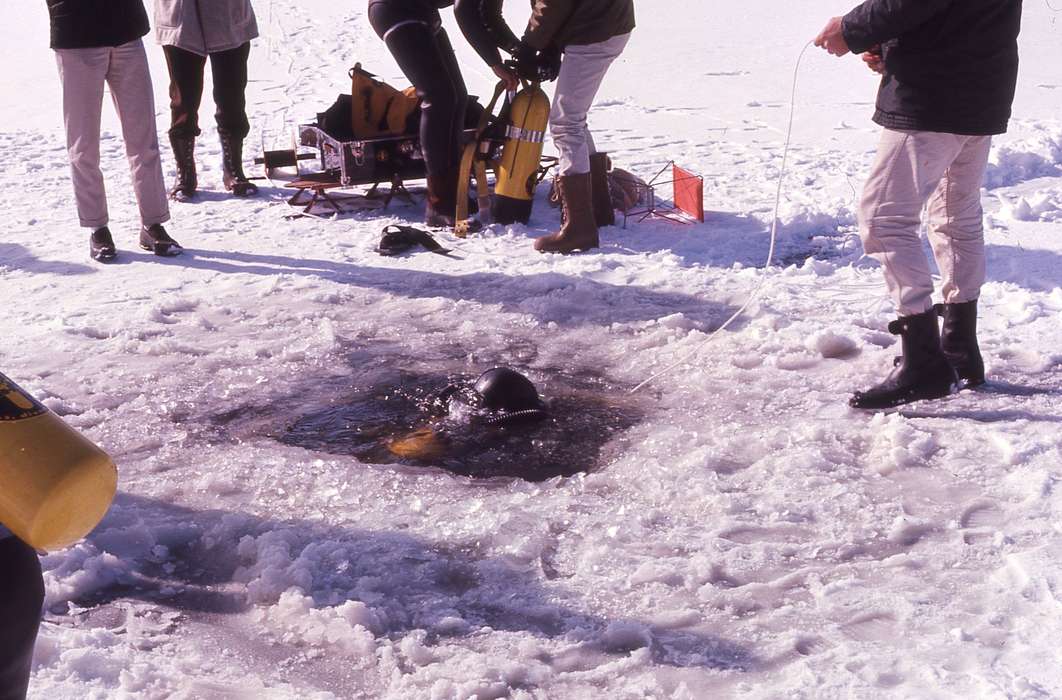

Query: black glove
537,45,562,82
514,42,562,83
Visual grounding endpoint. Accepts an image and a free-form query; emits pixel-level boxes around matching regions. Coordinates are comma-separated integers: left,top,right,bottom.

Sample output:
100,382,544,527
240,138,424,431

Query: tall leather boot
589,153,615,227
219,132,259,197
169,134,197,201
937,299,985,389
850,308,957,409
534,173,599,254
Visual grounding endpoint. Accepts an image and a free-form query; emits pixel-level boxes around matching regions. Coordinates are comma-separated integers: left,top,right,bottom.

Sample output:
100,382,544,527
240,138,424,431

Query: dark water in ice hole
208,344,645,482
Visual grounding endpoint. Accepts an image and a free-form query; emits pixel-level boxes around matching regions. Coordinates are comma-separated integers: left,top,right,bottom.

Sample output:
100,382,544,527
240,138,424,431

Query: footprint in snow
840,611,897,642
960,500,1005,529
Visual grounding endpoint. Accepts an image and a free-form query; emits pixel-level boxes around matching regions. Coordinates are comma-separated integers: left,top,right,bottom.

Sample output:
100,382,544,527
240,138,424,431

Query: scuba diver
366,0,525,230
387,367,549,467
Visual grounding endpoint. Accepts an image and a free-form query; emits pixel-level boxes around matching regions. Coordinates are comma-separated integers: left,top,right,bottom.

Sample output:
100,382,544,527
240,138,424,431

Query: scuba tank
492,82,551,225
0,371,117,551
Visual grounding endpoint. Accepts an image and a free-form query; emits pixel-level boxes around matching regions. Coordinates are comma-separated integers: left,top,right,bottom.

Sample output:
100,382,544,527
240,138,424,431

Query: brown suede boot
534,173,599,254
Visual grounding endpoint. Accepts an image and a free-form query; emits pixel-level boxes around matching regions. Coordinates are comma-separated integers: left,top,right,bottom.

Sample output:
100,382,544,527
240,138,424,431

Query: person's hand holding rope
814,16,850,56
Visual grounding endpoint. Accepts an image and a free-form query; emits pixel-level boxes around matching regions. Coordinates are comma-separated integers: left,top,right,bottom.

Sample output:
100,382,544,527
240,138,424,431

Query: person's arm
481,0,521,56
455,0,500,66
840,0,953,54
454,0,520,88
523,0,575,51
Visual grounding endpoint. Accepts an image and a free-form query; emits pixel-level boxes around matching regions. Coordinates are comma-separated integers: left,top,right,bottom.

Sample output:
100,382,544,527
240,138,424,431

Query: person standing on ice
814,0,1022,409
47,0,182,261
519,0,635,254
0,525,44,700
366,0,521,230
156,0,261,200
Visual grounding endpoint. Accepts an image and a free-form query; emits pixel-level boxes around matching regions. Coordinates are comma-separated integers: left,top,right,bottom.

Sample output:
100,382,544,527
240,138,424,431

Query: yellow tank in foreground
0,371,117,551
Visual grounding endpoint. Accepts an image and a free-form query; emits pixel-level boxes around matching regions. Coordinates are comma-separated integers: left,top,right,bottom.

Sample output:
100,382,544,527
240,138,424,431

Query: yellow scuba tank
0,371,117,551
492,83,551,225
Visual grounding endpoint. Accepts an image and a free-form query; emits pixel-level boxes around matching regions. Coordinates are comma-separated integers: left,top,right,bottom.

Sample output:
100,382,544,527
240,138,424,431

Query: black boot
89,226,117,262
169,134,197,201
219,132,259,197
937,299,985,389
589,152,615,227
850,309,957,409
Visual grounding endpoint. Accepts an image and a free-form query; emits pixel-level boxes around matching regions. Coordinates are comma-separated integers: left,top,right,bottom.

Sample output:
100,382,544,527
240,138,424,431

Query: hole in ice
278,368,642,481
210,348,646,482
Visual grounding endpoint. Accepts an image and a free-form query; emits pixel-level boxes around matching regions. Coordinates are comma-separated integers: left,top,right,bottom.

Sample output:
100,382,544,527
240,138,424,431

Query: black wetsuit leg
368,2,468,179
0,537,44,700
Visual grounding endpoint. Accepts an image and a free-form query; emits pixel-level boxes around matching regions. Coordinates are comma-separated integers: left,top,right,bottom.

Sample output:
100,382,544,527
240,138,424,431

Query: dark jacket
455,0,520,66
46,0,150,50
842,0,1022,136
523,0,635,51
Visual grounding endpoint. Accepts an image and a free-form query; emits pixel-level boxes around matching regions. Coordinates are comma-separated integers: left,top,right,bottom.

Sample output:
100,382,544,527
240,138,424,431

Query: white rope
630,41,814,394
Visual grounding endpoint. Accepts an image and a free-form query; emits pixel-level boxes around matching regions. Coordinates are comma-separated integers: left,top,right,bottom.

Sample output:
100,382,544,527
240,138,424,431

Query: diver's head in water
389,367,548,460
473,367,548,425
433,367,549,427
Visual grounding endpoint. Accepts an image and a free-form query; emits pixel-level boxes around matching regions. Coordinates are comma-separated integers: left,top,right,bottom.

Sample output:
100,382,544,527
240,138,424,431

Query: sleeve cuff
841,14,874,55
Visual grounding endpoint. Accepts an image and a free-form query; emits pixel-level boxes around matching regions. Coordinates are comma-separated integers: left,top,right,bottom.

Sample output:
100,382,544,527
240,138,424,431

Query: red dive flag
672,164,704,223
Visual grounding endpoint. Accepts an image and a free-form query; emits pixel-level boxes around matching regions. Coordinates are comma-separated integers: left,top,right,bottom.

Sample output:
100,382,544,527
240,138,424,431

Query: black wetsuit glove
514,42,561,83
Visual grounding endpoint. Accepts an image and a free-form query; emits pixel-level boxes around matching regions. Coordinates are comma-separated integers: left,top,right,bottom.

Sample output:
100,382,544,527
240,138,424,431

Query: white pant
550,33,630,176
55,39,170,229
859,129,991,316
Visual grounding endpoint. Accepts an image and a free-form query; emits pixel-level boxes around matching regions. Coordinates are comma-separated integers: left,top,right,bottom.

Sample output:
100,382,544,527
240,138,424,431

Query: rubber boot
426,173,481,232
850,308,957,409
937,299,985,389
589,153,615,227
425,173,458,228
219,132,259,197
534,173,599,253
169,134,197,201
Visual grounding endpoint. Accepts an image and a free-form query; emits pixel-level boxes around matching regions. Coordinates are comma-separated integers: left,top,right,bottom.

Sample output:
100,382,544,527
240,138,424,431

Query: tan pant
55,39,170,229
859,129,991,316
550,33,630,176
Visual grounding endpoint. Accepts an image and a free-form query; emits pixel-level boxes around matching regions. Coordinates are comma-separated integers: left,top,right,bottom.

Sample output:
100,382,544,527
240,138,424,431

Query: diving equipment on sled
0,371,117,551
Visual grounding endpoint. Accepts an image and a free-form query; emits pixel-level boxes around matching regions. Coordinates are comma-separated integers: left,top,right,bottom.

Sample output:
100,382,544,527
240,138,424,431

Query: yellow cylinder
0,371,117,551
493,84,551,225
387,427,446,461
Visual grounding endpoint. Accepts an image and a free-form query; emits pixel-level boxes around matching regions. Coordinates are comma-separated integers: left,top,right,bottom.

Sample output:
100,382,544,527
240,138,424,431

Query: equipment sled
259,64,557,225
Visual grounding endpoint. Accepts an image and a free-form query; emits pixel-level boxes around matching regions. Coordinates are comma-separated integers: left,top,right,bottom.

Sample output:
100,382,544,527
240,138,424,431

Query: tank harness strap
455,80,507,237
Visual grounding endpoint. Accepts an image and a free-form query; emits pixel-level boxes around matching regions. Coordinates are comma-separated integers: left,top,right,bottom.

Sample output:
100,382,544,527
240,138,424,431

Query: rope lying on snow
630,41,815,394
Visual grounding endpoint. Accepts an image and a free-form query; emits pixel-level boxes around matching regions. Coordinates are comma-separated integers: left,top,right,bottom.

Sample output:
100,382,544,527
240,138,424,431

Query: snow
2,0,1062,698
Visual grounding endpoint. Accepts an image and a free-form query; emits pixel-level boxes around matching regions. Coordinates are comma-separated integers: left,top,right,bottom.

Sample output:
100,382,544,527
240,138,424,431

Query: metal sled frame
285,173,419,217
622,161,704,227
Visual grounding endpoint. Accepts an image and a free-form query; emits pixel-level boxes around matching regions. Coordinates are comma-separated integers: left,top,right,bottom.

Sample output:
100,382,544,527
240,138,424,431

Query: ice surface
2,0,1061,698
